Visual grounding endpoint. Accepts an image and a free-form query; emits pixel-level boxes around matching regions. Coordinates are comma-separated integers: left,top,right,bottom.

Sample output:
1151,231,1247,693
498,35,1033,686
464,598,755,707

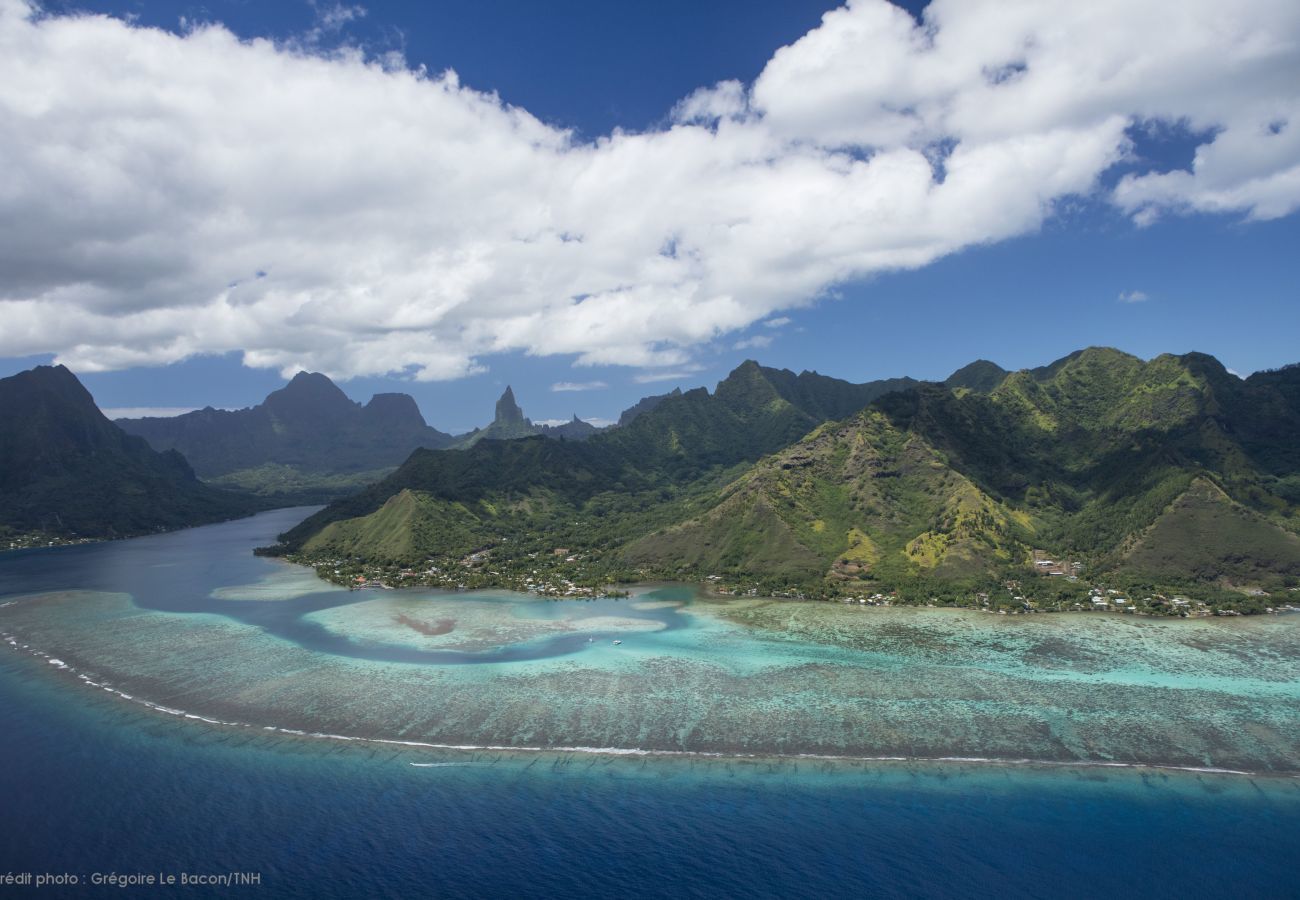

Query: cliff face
0,365,262,537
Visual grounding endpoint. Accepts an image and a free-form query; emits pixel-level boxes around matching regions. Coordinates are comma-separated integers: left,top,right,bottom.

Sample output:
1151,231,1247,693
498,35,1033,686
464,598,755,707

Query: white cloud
1118,290,1150,304
633,370,704,384
0,0,1297,381
733,334,773,350
301,1,367,47
672,79,748,124
763,317,792,329
551,380,607,392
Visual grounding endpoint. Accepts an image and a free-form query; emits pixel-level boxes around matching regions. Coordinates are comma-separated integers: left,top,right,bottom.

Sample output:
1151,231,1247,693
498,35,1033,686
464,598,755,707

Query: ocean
1,510,1297,898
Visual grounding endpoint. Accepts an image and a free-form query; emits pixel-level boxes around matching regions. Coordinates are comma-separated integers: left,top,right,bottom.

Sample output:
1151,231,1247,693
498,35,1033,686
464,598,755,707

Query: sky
1,0,1298,433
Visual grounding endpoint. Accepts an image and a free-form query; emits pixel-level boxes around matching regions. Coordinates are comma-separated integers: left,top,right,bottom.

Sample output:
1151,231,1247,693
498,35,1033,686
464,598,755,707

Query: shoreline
287,547,1298,617
5,628,1296,782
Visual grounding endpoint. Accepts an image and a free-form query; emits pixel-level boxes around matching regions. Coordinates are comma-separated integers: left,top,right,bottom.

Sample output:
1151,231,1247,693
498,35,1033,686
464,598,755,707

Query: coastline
1,510,1296,781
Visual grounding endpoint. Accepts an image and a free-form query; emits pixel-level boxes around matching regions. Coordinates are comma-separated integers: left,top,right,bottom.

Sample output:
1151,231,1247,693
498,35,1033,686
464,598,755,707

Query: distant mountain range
116,375,609,501
114,372,455,502
0,366,262,540
273,348,1300,606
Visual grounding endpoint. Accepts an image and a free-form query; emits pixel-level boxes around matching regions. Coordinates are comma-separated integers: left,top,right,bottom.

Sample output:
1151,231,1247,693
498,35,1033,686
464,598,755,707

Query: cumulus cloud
733,334,773,350
763,317,792,329
1118,290,1150,304
1,0,1297,381
672,79,748,124
551,380,607,392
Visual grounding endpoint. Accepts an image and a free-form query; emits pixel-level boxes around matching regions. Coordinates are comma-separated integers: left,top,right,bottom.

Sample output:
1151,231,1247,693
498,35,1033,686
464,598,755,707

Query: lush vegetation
206,463,398,505
269,349,1300,614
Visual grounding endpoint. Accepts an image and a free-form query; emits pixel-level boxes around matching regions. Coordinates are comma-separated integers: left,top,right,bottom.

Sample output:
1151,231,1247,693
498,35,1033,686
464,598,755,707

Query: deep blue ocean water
1,511,1298,898
3,646,1299,899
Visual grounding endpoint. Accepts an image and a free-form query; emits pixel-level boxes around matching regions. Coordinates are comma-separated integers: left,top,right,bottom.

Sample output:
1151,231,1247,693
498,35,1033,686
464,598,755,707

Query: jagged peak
494,385,526,424
716,359,786,402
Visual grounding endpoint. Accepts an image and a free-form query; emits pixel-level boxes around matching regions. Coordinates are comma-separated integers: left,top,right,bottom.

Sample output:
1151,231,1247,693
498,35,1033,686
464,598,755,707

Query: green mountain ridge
274,348,1300,609
276,361,926,554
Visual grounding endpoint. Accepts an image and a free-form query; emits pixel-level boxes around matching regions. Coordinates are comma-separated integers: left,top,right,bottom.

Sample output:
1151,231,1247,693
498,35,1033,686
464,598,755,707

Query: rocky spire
494,386,526,424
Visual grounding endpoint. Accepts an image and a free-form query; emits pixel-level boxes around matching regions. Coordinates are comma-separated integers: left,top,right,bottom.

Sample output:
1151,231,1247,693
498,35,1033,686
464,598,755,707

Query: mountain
617,388,681,426
539,415,601,441
450,386,544,448
274,360,926,557
581,361,919,483
274,349,1300,609
629,347,1300,596
117,372,454,501
945,359,1008,394
624,403,1029,586
0,366,262,539
452,386,607,447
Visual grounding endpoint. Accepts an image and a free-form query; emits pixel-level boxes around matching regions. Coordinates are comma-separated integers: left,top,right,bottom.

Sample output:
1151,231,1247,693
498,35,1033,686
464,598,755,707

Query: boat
612,640,622,645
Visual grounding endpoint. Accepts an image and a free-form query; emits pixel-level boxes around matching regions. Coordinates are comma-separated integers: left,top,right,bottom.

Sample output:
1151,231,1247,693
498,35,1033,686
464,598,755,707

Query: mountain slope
624,408,1034,588
617,388,681,426
277,348,1300,605
0,366,262,539
275,360,923,554
1122,478,1300,582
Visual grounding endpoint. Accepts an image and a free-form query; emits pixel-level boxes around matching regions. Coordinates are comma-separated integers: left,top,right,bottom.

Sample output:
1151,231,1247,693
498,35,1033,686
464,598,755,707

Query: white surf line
0,628,1292,780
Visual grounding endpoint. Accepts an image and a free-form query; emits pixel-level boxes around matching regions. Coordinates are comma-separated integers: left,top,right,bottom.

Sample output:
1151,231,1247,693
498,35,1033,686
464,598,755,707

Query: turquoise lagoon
1,508,1299,897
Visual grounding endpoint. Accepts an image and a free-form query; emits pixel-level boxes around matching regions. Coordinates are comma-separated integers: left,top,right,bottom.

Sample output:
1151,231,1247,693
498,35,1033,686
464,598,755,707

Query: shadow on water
0,508,693,666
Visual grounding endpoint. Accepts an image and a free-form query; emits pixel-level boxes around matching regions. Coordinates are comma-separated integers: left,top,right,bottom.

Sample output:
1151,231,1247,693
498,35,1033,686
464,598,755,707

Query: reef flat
2,580,1297,773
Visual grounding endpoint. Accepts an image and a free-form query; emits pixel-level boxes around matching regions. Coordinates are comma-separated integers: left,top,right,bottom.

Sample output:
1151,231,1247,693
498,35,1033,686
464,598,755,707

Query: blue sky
2,0,1298,433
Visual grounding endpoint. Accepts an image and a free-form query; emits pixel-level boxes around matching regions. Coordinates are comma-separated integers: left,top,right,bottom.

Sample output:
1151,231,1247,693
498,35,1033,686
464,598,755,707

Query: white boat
612,640,622,645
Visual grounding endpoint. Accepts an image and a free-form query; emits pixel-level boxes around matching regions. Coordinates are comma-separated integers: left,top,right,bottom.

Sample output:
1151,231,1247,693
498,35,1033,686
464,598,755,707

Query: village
298,544,633,599
2,529,99,552
293,542,1297,617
